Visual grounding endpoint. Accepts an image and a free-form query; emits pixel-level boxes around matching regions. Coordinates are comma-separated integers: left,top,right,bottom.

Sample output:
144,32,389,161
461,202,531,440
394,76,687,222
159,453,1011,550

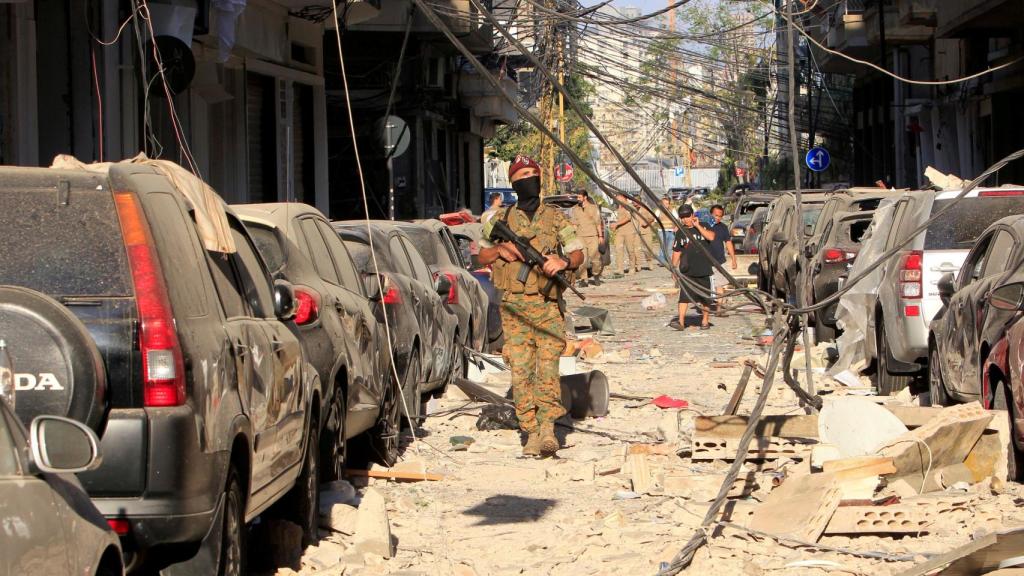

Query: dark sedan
236,204,398,468
804,211,873,343
980,295,1024,479
404,219,489,356
930,215,1024,407
334,222,459,421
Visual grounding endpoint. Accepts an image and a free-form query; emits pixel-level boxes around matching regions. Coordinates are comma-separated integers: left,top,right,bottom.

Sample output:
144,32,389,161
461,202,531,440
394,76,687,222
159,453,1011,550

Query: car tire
927,346,951,407
991,377,1023,481
320,387,347,482
287,423,320,547
358,371,401,467
877,322,913,396
399,352,422,429
218,467,246,576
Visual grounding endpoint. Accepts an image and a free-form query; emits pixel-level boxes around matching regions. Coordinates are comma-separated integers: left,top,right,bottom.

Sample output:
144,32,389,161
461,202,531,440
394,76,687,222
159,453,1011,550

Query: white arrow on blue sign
805,146,830,172
674,167,685,177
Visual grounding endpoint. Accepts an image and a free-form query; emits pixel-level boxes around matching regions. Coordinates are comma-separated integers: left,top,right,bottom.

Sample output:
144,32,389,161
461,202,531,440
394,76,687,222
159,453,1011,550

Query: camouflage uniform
483,205,583,436
571,201,604,278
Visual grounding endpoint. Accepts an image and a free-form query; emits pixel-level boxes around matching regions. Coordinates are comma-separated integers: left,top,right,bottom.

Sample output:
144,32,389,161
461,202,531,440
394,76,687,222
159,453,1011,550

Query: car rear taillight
381,275,402,305
293,288,320,325
823,248,857,263
441,272,459,305
114,192,186,408
979,189,1024,197
107,518,130,535
899,250,923,316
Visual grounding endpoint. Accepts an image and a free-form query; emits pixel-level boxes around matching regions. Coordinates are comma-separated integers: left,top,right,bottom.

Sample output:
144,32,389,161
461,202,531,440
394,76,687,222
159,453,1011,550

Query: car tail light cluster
381,275,402,305
107,518,130,535
442,272,459,305
293,288,320,325
114,192,186,407
899,250,923,317
823,247,858,263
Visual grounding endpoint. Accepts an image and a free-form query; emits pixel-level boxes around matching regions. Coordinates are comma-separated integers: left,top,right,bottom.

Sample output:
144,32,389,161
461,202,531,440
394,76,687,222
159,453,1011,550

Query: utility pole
876,0,890,185
558,33,566,191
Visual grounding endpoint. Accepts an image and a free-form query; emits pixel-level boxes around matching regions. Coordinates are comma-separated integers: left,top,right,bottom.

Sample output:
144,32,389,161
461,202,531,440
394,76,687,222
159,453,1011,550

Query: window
402,238,434,284
885,201,908,250
230,226,274,318
207,251,246,319
982,230,1016,277
299,218,340,285
147,194,209,317
960,234,992,288
247,225,286,275
388,236,413,276
317,220,362,293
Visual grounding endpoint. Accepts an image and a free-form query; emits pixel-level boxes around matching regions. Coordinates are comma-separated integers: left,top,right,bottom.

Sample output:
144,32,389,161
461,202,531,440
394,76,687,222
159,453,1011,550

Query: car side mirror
747,262,761,276
937,272,956,305
434,273,453,296
990,283,1024,311
803,244,816,259
363,273,383,301
30,415,101,474
273,280,297,321
804,223,814,236
771,229,788,243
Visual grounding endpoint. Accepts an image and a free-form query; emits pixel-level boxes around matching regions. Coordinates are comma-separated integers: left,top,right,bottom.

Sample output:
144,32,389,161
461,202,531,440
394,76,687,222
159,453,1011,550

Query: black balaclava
513,176,541,217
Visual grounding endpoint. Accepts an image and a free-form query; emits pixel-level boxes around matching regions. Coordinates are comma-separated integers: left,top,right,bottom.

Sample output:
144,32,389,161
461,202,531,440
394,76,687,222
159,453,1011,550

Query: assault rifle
489,219,585,300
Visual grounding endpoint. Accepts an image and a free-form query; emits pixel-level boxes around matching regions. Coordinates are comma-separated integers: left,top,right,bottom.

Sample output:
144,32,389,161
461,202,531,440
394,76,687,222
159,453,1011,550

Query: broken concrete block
354,487,393,558
627,453,652,494
876,402,993,479
319,501,358,534
301,540,347,571
661,472,757,501
658,410,680,444
818,397,909,457
748,472,841,542
320,479,357,507
691,435,815,461
810,444,842,470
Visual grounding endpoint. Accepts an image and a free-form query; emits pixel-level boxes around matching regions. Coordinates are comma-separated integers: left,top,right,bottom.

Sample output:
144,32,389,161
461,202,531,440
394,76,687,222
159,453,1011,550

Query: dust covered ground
262,266,1024,576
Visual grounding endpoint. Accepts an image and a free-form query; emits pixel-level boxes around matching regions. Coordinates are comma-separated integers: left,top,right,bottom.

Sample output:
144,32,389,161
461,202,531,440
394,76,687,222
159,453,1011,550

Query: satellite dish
377,115,410,159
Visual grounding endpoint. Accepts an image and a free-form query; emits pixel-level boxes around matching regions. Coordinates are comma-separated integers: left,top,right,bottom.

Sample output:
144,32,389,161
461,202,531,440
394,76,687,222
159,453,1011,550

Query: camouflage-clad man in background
571,189,604,286
478,155,585,457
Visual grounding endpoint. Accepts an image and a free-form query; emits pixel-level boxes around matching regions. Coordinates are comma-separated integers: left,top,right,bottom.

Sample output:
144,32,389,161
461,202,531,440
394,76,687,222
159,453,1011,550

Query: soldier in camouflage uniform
479,155,585,457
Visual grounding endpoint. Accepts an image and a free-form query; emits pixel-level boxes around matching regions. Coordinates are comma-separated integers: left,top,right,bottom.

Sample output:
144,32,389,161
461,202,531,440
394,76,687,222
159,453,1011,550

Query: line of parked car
0,161,498,574
748,184,1024,477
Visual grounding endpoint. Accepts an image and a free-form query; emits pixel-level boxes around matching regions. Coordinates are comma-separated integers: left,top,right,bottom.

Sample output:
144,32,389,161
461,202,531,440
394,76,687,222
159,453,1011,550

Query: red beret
508,155,541,179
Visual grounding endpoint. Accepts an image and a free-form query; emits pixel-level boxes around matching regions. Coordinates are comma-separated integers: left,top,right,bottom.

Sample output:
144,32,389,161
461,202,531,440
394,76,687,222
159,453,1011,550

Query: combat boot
539,423,559,456
522,432,542,457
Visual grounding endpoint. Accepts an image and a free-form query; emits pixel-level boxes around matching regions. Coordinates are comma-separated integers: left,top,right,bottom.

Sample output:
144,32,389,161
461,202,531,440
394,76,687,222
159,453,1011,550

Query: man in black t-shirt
708,204,738,315
671,205,715,331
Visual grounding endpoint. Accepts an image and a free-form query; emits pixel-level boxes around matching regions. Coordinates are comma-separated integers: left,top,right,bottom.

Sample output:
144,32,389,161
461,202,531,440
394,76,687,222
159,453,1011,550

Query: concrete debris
818,396,909,458
319,501,358,535
877,402,993,478
641,292,667,310
353,487,393,559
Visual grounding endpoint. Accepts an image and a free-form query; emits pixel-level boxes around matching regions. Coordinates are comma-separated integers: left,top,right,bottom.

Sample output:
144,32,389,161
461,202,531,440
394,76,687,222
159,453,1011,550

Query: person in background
708,204,738,315
630,196,653,270
478,155,584,457
657,196,676,265
612,193,642,275
481,191,503,225
670,205,715,331
571,189,605,286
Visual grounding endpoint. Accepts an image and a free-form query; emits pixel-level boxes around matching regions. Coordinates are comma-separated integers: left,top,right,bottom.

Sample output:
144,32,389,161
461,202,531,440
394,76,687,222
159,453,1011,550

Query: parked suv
804,211,875,342
236,203,398,468
756,191,828,297
0,163,320,573
871,187,1024,394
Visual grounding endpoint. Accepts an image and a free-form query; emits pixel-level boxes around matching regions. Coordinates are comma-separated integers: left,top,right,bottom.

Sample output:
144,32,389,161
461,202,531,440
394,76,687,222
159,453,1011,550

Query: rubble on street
266,267,1024,576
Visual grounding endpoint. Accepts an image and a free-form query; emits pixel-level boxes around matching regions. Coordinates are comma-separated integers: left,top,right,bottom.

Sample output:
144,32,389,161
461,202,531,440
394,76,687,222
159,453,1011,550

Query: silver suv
870,187,1024,394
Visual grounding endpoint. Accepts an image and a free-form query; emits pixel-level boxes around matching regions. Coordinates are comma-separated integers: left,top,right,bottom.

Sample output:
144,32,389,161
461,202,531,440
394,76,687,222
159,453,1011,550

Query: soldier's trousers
500,293,567,434
614,231,642,273
581,236,603,277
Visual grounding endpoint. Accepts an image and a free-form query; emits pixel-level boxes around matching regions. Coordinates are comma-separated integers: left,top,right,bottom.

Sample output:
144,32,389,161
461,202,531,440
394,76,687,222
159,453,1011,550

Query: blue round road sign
805,146,830,172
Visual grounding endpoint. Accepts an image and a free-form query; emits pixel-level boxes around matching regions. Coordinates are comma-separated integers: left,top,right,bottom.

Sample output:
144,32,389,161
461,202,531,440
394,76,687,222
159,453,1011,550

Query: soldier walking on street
572,189,605,286
478,155,585,457
612,193,642,275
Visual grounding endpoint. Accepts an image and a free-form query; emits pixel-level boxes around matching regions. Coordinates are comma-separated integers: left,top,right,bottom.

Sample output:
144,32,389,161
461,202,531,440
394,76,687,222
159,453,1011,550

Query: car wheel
449,337,466,386
877,322,913,396
991,377,1023,481
814,315,836,345
288,423,320,547
363,371,401,467
320,389,347,482
218,467,246,576
399,352,423,429
927,346,951,407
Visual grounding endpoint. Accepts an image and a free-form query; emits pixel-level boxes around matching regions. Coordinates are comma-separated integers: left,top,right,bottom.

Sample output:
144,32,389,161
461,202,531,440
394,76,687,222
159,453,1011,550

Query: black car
930,215,1024,406
404,219,490,357
0,163,319,573
236,203,399,468
334,222,459,421
804,211,874,342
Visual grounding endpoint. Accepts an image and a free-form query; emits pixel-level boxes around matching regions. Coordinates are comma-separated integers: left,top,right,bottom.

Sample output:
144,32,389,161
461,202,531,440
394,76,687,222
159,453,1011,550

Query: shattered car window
925,198,1024,250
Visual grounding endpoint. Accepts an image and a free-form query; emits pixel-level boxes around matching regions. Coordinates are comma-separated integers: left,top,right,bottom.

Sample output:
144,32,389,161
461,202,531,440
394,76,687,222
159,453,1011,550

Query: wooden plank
695,414,820,439
724,362,754,416
345,468,444,482
823,456,897,476
691,435,816,461
628,453,652,494
748,472,841,542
